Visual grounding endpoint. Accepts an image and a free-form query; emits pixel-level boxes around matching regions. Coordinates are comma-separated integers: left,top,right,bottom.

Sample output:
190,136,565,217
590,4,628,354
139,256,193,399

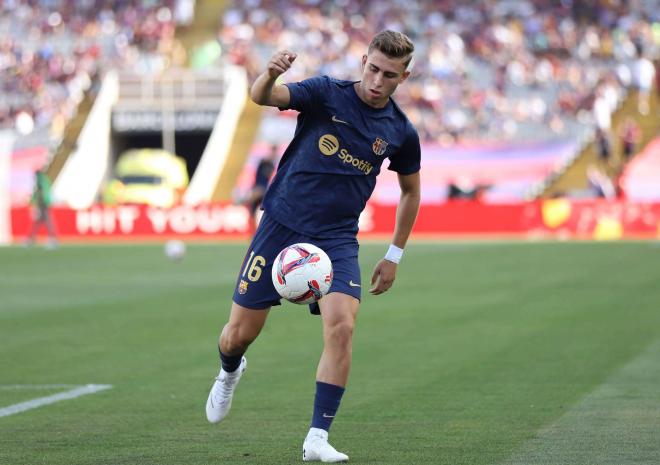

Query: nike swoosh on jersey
332,115,350,125
349,280,361,287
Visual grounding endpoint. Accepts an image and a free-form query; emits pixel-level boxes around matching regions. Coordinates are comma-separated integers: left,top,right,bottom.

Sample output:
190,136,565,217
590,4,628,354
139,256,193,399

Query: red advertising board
10,200,660,242
528,199,660,240
11,204,252,241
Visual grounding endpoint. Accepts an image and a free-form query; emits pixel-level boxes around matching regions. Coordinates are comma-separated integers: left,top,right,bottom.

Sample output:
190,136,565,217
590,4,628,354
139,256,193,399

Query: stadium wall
9,200,660,242
52,72,119,209
183,65,248,205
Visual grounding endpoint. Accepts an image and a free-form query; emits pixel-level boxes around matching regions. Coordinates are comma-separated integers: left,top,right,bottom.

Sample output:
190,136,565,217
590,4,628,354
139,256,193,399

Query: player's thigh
225,301,271,341
232,213,299,309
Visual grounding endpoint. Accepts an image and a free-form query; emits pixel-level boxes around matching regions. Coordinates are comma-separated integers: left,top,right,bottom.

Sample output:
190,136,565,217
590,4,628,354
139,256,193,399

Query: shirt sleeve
387,124,421,175
284,76,330,114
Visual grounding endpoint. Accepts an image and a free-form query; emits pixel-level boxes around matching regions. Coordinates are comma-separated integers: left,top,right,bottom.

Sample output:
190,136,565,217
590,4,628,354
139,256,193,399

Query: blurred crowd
1,0,657,151
0,0,189,144
220,0,659,144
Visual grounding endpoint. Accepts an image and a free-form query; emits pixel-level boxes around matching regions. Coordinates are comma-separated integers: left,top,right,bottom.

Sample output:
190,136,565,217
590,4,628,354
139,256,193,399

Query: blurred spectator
174,0,195,26
0,1,187,148
619,117,641,162
241,144,278,231
592,84,614,160
219,0,658,145
595,127,612,167
631,43,656,115
587,164,616,200
447,178,488,201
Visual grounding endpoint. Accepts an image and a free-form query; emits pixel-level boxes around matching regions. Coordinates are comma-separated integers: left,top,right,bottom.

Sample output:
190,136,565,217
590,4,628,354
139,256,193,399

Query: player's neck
353,82,389,109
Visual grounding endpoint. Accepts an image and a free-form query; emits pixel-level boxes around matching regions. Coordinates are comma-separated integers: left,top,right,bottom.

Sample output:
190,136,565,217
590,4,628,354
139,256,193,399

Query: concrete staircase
45,82,97,182
541,85,659,198
212,99,263,202
176,0,261,202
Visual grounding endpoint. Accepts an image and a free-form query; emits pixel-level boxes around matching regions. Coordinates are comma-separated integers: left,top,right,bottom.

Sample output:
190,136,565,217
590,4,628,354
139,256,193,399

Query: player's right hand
369,259,397,295
267,50,297,78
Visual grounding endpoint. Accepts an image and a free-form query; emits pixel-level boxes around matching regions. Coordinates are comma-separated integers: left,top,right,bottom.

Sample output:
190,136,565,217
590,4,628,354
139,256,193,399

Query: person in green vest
26,169,58,248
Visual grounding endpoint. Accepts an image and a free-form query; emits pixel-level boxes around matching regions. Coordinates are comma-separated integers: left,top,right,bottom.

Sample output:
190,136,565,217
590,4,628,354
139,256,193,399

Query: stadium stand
0,1,184,138
2,0,187,204
2,0,658,206
539,85,659,199
222,0,658,203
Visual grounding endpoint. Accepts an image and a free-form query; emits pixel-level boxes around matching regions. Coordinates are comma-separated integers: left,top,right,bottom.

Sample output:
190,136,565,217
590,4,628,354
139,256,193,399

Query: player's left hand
369,259,397,295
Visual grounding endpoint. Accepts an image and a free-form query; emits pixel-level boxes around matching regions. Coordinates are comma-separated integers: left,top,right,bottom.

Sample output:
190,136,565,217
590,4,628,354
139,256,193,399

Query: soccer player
26,169,58,248
206,30,421,463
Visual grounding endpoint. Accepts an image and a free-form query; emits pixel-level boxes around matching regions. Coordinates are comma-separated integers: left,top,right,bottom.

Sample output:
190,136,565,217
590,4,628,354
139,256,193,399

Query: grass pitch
1,241,659,465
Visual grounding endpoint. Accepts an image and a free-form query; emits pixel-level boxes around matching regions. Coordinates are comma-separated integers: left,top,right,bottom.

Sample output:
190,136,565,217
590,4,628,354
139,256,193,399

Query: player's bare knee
221,323,255,353
324,320,354,347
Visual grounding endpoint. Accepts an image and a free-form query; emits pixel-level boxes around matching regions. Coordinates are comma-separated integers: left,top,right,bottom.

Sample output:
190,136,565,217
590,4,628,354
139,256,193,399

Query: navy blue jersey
262,76,421,238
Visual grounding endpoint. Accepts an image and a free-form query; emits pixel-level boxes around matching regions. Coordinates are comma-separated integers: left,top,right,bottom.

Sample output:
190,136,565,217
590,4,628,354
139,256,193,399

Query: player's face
356,50,410,108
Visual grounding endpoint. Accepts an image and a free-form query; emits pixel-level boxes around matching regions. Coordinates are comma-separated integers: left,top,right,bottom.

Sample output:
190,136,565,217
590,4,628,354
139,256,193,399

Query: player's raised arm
250,50,297,108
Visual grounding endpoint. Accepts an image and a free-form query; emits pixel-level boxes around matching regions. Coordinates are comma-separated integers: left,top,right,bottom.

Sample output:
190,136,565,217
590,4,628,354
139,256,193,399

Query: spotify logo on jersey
319,134,339,156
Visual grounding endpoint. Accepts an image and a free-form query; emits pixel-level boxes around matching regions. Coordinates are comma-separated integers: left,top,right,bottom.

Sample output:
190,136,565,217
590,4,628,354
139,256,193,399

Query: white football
164,240,186,261
271,243,333,305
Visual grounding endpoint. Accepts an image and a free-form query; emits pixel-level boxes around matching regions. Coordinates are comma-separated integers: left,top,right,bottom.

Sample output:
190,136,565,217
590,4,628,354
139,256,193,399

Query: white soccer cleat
302,428,349,463
205,357,247,423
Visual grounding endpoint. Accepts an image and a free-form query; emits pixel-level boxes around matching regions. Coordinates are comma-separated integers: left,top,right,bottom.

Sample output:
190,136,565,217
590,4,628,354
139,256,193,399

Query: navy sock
219,348,243,373
310,381,345,432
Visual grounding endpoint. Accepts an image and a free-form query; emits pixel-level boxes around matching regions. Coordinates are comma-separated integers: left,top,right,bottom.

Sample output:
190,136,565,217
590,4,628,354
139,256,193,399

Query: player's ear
399,70,411,83
361,54,367,69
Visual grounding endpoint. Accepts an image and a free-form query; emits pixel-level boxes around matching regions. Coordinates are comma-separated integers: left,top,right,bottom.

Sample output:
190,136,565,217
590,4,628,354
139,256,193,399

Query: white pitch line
0,384,78,390
0,384,112,418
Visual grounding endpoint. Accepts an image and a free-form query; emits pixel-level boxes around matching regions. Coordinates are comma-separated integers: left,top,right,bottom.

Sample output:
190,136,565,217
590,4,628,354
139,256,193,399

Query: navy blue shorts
232,213,361,311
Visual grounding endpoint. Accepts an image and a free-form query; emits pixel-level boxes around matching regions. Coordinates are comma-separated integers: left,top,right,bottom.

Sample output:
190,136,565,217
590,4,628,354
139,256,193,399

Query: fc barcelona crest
372,137,388,156
238,279,249,295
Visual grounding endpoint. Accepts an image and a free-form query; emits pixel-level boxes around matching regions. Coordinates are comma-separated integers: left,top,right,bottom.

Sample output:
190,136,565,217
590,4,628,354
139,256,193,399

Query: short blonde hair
368,30,415,68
